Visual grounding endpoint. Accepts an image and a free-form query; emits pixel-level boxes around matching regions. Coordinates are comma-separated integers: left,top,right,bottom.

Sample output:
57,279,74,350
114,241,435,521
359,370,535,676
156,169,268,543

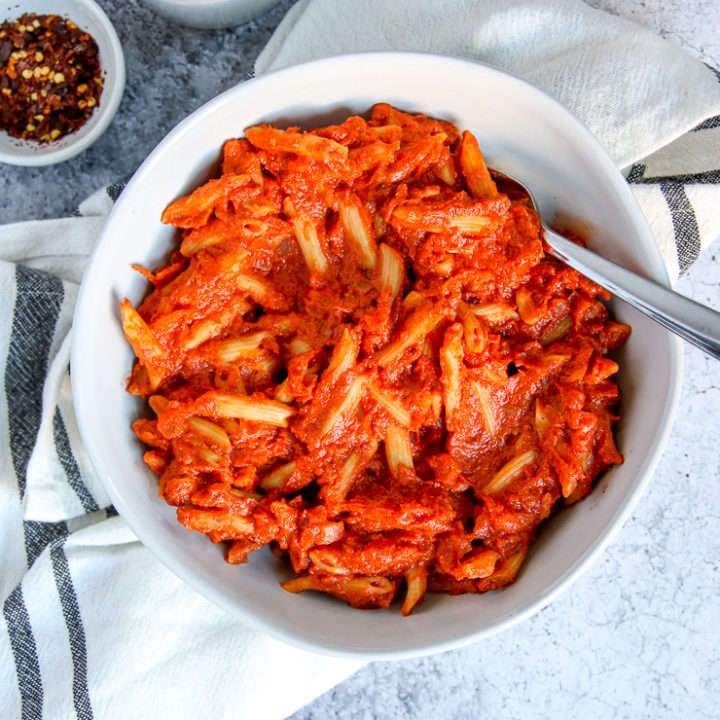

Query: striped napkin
2,1,720,719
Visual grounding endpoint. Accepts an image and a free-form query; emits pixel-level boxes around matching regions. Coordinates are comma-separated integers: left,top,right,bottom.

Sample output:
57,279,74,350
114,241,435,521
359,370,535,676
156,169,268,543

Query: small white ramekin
139,0,279,29
0,0,125,167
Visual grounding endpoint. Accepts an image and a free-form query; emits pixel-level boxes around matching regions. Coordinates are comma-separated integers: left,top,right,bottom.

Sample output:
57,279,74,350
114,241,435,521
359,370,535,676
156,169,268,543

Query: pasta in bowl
121,104,630,616
72,53,681,657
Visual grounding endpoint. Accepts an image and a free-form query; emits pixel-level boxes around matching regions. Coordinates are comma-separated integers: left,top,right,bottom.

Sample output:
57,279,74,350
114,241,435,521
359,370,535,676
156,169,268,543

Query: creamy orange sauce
122,104,629,614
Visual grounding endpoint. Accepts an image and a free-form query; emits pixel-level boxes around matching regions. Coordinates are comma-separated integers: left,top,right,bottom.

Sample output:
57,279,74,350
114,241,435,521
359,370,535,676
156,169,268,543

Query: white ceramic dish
139,0,278,29
0,0,125,166
71,52,682,659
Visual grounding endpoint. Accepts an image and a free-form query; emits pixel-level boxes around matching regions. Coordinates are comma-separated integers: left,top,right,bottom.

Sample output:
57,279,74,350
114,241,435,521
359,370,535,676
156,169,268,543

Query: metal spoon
490,169,720,360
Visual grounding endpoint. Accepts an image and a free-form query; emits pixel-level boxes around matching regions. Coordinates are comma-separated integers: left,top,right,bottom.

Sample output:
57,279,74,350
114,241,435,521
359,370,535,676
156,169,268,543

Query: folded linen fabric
2,1,720,719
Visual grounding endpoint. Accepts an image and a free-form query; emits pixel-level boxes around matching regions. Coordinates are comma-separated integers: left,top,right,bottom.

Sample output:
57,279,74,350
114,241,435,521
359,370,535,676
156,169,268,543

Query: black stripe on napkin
660,182,702,273
627,163,720,186
106,180,128,202
4,265,64,501
3,585,44,720
54,408,100,514
692,114,720,131
706,64,720,83
50,544,94,720
25,519,69,569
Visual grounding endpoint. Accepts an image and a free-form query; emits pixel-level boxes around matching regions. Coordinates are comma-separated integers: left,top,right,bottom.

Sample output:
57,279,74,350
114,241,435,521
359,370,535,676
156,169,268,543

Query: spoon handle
543,228,720,360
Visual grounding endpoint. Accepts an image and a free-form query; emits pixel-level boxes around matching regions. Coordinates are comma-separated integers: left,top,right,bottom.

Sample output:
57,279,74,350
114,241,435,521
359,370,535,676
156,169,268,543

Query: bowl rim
71,51,683,659
0,0,126,167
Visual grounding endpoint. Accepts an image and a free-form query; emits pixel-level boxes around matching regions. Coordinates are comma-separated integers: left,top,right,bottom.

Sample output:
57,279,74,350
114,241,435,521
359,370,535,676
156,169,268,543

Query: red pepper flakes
0,13,104,143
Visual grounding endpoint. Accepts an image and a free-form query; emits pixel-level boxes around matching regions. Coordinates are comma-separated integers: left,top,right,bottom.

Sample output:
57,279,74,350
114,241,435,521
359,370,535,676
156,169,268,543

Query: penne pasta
471,381,496,436
483,450,538,495
373,304,446,366
291,215,329,275
401,565,428,616
259,460,297,491
470,302,519,323
325,327,360,379
210,392,295,427
368,384,412,427
217,332,272,363
385,423,414,474
457,130,498,200
126,104,629,615
377,243,404,300
338,193,378,271
440,324,464,431
120,300,167,390
319,376,366,437
187,417,231,449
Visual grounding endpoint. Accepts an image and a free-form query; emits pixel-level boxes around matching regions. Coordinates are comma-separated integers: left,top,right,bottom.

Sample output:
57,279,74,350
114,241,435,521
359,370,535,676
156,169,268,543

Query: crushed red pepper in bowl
0,13,104,143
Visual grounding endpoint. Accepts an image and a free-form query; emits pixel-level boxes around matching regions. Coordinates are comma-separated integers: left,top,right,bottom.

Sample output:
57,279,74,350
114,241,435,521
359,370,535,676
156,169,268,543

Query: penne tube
187,417,231,449
377,244,404,300
534,399,551,437
325,327,360,379
217,332,272,362
456,548,499,580
483,450,537,495
401,565,428,616
515,287,543,326
373,305,446,366
120,300,167,390
433,159,457,186
148,394,169,415
470,302,519,323
210,392,295,427
161,174,253,229
368,384,411,427
319,376,366,437
343,576,395,597
246,125,349,165
327,437,379,507
259,460,297,491
392,205,496,235
236,273,272,303
198,447,224,467
541,315,573,346
471,381,496,436
446,214,497,234
385,423,414,474
291,215,329,275
309,549,350,575
440,324,464,430
183,318,223,350
177,506,254,540
289,338,313,357
338,194,377,271
457,130,498,200
273,378,295,404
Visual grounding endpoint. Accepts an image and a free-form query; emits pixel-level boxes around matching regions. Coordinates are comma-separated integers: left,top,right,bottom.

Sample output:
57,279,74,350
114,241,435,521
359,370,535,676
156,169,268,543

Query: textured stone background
2,2,718,718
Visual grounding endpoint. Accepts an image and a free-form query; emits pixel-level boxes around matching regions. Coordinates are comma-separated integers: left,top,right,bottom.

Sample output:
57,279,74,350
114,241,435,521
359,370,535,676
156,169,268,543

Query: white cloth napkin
2,2,720,719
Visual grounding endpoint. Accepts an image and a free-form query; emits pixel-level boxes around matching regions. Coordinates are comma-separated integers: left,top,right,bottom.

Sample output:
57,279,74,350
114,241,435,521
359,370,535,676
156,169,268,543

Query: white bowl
0,0,125,166
139,0,279,29
71,52,682,659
